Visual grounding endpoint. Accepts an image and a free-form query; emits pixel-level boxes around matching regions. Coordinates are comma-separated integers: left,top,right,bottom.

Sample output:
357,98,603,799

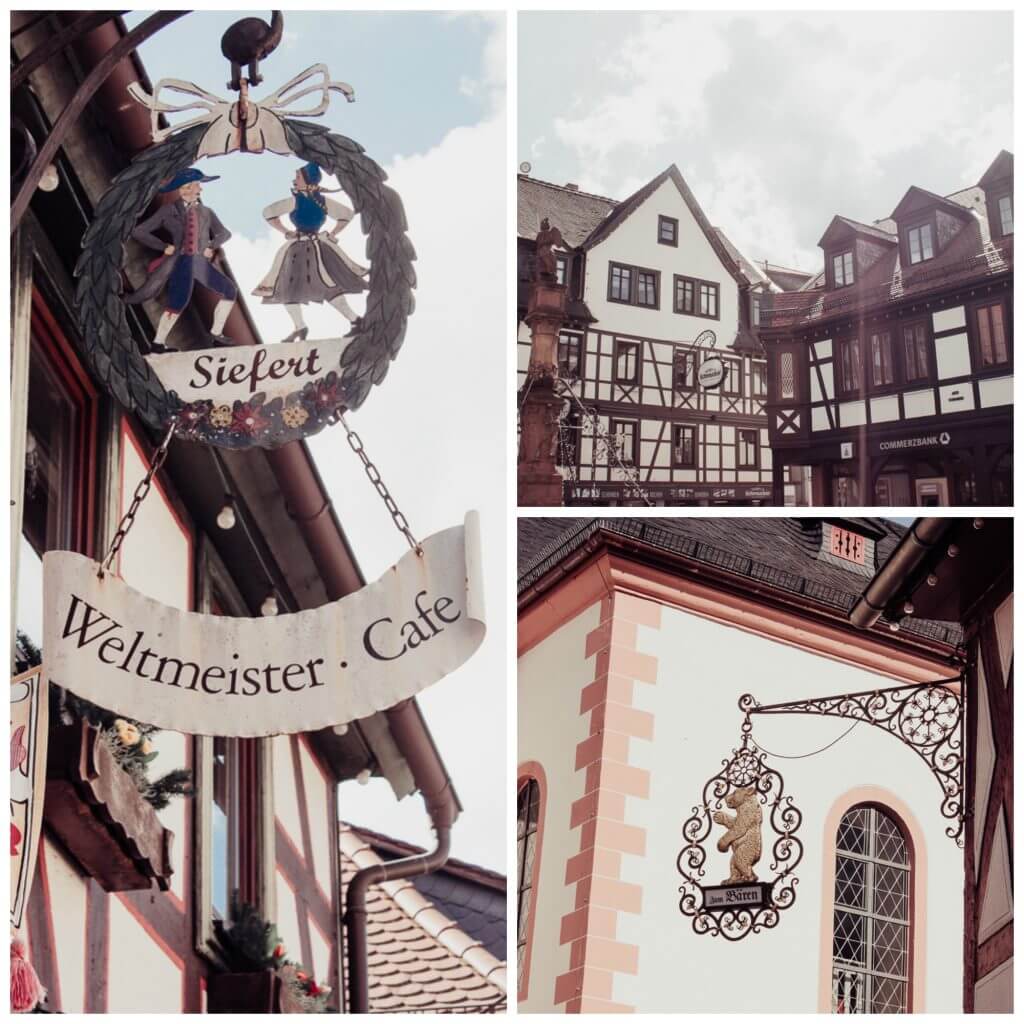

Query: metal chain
98,422,177,577
338,414,422,554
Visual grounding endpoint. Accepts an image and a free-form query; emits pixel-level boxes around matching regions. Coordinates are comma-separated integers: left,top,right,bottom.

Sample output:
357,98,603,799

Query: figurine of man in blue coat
126,168,238,352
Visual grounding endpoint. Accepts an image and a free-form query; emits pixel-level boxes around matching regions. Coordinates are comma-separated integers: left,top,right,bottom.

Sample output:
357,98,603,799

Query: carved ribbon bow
127,63,355,158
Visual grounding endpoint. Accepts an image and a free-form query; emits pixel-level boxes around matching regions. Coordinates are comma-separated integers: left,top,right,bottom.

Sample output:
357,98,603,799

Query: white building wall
584,177,739,345
611,602,962,1012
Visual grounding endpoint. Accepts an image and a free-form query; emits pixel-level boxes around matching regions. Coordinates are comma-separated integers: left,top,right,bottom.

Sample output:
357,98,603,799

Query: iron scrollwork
746,678,965,844
677,695,804,941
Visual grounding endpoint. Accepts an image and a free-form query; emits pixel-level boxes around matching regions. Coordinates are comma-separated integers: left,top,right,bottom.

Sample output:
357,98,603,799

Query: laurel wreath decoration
73,119,415,449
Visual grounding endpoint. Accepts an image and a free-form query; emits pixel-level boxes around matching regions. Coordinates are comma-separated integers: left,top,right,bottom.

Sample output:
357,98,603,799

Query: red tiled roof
339,827,506,1014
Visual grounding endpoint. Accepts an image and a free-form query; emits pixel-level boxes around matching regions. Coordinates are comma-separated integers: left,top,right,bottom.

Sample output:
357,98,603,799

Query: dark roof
818,214,898,250
714,228,773,287
890,185,975,223
517,175,616,248
979,149,1013,188
349,826,506,962
762,263,816,292
518,518,962,648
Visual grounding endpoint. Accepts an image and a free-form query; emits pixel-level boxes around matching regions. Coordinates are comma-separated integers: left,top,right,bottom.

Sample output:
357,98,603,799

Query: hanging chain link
338,414,422,555
98,422,178,577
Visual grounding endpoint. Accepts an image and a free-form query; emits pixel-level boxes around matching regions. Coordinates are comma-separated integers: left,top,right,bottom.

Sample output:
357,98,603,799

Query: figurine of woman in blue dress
253,162,369,342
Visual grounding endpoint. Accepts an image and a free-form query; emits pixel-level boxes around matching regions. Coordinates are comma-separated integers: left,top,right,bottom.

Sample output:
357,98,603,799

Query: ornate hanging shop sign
42,514,483,738
74,20,416,450
677,695,804,941
11,668,48,929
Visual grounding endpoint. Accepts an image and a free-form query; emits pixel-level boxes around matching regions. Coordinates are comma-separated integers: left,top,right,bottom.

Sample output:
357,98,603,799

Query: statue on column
534,218,565,283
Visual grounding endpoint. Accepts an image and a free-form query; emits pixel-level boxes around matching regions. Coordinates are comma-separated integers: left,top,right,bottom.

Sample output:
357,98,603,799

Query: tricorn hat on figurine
159,167,221,193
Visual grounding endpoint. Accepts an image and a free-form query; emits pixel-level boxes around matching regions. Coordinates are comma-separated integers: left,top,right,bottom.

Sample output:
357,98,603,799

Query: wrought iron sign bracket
742,677,965,845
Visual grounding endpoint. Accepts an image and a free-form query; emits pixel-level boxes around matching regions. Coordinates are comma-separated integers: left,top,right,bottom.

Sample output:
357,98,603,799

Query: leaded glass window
832,806,911,1014
517,779,541,991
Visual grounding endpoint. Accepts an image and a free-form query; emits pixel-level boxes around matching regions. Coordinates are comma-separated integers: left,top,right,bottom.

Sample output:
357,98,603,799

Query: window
906,223,934,265
609,263,632,302
901,323,930,382
555,254,568,286
752,361,768,397
610,420,637,465
558,331,583,378
779,351,796,400
636,270,658,308
832,251,854,287
517,778,543,994
998,194,1013,236
658,215,678,246
721,358,741,395
838,338,863,395
752,292,761,327
737,429,758,469
608,262,659,308
975,301,1009,367
868,332,894,387
674,349,697,392
832,806,911,1014
673,425,696,467
674,275,719,319
614,340,640,384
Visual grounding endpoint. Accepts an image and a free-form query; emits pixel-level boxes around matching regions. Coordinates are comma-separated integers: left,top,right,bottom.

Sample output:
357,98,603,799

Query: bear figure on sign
713,785,762,884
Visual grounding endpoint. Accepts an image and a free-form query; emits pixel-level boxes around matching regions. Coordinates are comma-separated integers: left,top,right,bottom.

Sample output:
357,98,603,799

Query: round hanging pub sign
73,49,416,451
698,356,726,390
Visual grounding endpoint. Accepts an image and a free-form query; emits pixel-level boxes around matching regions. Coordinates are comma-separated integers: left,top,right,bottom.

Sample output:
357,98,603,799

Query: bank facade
759,152,1013,506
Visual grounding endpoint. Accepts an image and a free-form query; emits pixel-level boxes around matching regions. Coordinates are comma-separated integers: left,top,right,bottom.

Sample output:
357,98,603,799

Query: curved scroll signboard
43,514,483,737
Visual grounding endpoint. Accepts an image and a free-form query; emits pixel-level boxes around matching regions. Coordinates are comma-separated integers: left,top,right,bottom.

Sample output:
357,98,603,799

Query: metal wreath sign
677,695,804,941
74,63,415,449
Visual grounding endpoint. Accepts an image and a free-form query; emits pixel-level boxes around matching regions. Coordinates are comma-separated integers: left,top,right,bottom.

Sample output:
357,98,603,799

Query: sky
126,11,507,870
519,10,1013,272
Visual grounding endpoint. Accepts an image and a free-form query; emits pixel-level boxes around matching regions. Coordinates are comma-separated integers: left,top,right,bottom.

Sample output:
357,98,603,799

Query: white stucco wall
517,601,602,1011
584,177,739,345
611,601,963,1012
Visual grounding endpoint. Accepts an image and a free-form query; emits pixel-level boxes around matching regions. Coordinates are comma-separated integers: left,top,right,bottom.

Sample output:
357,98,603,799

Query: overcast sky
519,10,1013,272
129,11,506,870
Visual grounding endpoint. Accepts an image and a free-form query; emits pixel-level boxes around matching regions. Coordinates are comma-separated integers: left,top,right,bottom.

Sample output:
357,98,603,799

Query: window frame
905,221,935,266
900,320,932,384
555,254,569,286
736,428,759,469
836,337,865,398
557,330,584,380
657,214,679,247
971,297,1011,372
996,193,1013,237
613,339,641,385
831,804,913,1014
194,537,275,965
673,349,697,393
752,359,768,398
673,274,720,320
720,356,742,396
672,424,697,468
517,768,547,1002
866,330,897,392
830,250,855,289
608,261,660,309
609,417,639,465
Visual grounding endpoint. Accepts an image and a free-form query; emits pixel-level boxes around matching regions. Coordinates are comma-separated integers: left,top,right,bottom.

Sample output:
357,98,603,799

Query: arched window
832,805,912,1013
517,776,542,996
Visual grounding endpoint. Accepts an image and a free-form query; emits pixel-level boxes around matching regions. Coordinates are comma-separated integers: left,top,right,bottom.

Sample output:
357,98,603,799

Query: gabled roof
762,263,817,292
581,164,751,287
714,228,775,289
517,175,616,248
818,214,897,250
889,185,975,223
978,149,1013,188
338,826,506,1013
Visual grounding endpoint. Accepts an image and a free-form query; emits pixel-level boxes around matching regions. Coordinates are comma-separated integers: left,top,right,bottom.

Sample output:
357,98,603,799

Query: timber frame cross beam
741,677,965,845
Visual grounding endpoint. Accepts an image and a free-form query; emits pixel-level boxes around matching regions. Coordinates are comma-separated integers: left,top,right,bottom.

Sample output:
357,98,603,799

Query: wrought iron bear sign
677,695,804,940
74,15,415,450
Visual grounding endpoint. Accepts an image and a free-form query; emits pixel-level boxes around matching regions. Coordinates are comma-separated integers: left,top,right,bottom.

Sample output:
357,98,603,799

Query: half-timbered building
518,516,972,1013
518,169,779,506
11,12,498,1014
759,152,1013,506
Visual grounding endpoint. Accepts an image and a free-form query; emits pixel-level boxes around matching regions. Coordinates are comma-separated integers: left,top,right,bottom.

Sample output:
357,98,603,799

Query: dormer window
998,195,1013,236
906,223,934,264
832,251,854,287
555,254,568,286
658,215,678,246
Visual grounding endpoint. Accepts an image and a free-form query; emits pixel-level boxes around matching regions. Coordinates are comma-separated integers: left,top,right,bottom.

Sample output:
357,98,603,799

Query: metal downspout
849,518,952,628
